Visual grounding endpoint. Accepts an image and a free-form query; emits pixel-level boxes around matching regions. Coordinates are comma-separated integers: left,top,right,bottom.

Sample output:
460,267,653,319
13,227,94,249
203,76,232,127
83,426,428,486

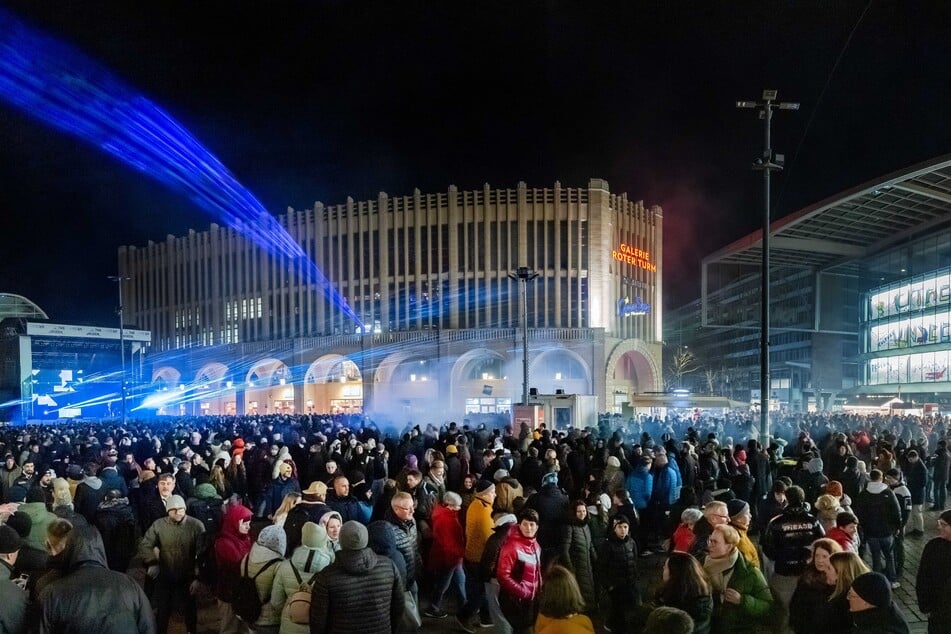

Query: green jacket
712,551,773,633
138,515,204,581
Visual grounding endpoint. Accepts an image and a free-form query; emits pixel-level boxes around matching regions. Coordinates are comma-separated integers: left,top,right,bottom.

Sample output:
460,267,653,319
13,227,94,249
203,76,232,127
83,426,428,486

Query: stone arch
449,348,513,415
371,350,438,421
303,354,363,414
245,358,295,414
195,362,229,386
530,348,592,394
151,366,181,386
605,339,662,396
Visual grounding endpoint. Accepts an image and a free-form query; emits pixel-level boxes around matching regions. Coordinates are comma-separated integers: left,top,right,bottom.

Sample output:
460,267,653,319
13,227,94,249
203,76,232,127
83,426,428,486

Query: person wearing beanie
458,480,497,629
647,447,682,554
138,490,205,634
760,485,823,630
848,571,910,633
599,513,641,633
727,499,759,569
916,509,951,632
526,470,569,568
0,523,26,634
270,522,334,634
310,520,403,633
213,503,253,632
237,524,287,629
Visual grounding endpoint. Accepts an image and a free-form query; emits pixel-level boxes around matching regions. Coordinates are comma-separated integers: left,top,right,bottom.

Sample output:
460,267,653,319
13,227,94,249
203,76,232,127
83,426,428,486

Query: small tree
665,348,700,390
704,368,719,395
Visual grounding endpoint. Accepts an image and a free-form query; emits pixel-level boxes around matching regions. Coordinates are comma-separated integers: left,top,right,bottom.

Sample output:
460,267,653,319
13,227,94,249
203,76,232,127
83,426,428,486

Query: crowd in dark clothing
0,409,950,633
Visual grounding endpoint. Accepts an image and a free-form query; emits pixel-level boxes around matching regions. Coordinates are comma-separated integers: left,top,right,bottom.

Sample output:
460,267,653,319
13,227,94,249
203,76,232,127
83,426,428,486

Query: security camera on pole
736,90,798,445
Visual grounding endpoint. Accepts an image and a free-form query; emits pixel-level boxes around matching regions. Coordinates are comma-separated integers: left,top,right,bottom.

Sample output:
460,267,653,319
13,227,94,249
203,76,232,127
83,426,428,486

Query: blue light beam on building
0,9,360,325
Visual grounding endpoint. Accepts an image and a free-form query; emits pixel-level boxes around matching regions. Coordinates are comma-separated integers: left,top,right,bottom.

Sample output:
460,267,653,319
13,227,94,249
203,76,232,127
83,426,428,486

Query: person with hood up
310,520,403,634
93,488,139,571
239,525,287,631
38,523,155,633
271,522,334,634
847,571,910,633
496,508,543,634
72,461,108,523
214,503,253,634
319,510,343,552
139,494,205,634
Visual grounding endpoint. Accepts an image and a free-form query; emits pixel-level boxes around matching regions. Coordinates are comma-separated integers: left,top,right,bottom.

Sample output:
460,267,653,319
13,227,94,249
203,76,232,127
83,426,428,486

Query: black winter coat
760,507,824,576
598,533,638,597
369,511,421,585
38,530,155,633
527,485,570,552
310,547,404,634
559,517,597,607
93,500,139,572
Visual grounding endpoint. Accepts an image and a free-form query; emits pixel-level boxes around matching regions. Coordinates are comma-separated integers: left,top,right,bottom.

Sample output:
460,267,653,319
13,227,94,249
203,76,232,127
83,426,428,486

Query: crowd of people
0,409,949,633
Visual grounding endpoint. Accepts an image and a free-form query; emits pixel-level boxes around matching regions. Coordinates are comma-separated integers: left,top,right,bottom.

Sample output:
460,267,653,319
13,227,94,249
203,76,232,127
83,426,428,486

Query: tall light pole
737,89,798,444
509,266,539,405
108,275,130,424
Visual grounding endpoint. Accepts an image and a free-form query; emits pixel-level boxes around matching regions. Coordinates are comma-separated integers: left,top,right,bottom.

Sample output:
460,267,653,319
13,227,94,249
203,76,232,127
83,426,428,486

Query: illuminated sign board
868,270,951,319
617,296,651,317
27,322,152,342
612,243,656,272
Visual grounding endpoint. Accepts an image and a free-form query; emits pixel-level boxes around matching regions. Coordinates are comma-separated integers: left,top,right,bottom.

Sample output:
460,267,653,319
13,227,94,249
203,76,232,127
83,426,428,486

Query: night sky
2,2,950,326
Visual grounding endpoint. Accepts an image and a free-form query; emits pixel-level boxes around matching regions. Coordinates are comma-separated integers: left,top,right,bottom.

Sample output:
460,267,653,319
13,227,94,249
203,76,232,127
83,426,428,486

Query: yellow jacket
464,495,494,563
535,613,596,634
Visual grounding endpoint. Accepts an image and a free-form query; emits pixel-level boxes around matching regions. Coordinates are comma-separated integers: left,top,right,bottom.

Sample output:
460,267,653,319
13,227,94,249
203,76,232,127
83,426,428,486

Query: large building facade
119,180,664,421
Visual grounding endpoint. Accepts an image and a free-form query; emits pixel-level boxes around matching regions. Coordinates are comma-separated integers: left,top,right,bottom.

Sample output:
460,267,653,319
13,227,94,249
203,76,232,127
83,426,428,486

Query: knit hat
826,481,843,498
611,513,631,527
194,483,220,500
257,525,287,557
607,456,621,468
727,499,750,520
166,495,186,511
850,572,892,608
0,525,21,554
301,522,328,549
542,471,559,487
302,481,328,501
446,444,458,454
339,520,368,551
5,511,32,538
940,509,951,525
476,480,496,494
493,469,510,482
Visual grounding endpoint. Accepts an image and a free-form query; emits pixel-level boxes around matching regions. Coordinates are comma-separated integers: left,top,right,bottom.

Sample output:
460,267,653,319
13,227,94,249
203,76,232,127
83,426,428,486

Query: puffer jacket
309,547,404,634
626,466,653,510
213,504,252,601
429,503,465,572
369,510,421,585
464,494,495,563
760,506,823,576
599,531,638,591
559,516,597,607
496,523,542,602
272,540,334,634
240,541,285,627
38,529,155,633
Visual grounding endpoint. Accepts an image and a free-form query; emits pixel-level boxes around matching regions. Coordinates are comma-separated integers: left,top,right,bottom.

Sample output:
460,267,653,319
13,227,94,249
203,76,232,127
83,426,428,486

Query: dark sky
2,1,950,326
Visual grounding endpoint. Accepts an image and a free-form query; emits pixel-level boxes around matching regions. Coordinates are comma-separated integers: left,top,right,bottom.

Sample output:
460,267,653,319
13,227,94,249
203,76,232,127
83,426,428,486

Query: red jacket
496,523,542,602
214,504,253,601
825,526,857,553
672,523,695,552
429,503,465,572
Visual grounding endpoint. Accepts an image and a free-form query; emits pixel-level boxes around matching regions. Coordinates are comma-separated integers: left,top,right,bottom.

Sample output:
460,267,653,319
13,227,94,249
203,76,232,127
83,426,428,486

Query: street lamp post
108,275,130,424
737,90,798,444
509,267,540,405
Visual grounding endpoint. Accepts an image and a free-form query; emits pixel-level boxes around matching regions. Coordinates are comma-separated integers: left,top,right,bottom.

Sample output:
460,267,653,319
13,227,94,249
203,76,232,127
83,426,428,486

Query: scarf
704,548,739,593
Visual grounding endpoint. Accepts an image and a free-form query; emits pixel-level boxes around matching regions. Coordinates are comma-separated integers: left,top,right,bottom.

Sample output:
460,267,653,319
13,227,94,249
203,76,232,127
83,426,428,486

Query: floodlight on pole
108,274,131,424
736,89,798,445
508,266,540,405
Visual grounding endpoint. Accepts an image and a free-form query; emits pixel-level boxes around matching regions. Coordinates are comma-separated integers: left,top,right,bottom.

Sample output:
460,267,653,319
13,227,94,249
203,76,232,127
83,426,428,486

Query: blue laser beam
0,9,360,325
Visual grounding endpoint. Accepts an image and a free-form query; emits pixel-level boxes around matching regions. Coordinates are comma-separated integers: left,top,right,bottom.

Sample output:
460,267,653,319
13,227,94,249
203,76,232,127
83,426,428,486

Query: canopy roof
0,293,48,321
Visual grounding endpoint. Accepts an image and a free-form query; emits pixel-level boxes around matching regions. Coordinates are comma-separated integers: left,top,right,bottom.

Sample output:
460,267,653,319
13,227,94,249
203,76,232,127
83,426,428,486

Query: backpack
232,555,282,623
286,553,321,625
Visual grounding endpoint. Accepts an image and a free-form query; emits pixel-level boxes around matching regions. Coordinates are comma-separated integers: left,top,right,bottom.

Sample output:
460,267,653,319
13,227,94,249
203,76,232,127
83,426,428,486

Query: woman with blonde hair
824,551,870,629
534,565,595,633
789,538,843,632
703,525,772,633
272,491,301,527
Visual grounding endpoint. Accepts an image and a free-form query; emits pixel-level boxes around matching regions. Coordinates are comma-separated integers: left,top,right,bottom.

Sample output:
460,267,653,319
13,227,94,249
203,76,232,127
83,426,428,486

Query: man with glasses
688,500,731,560
916,510,951,633
369,491,422,627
